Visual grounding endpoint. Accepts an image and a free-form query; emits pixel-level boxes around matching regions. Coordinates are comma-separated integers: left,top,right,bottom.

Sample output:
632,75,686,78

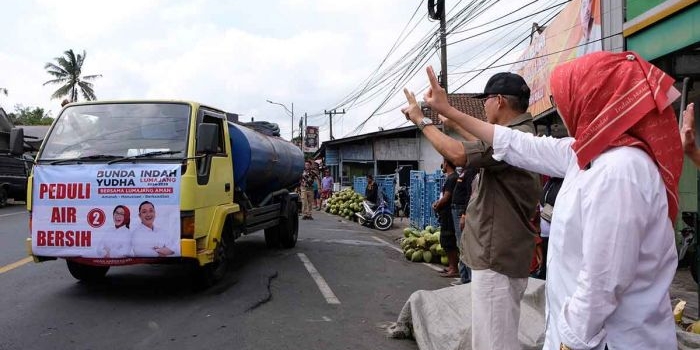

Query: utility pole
300,113,308,151
324,109,345,140
428,0,447,92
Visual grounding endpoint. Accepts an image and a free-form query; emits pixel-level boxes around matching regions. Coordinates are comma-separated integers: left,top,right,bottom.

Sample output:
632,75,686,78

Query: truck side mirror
197,123,220,154
9,128,24,156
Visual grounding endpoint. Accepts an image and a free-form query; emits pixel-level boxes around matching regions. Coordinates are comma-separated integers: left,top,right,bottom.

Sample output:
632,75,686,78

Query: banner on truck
31,164,181,260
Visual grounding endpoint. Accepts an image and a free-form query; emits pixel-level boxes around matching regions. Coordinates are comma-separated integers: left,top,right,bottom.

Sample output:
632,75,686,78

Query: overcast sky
0,0,563,143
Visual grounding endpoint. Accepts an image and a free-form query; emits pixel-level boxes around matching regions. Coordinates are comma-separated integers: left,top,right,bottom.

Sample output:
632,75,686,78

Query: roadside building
316,94,485,187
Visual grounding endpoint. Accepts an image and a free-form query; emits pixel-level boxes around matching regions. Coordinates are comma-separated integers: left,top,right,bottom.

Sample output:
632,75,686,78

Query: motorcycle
356,192,394,231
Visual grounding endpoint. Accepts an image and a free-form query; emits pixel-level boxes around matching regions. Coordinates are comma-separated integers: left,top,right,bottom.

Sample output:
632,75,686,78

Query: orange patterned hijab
550,51,682,220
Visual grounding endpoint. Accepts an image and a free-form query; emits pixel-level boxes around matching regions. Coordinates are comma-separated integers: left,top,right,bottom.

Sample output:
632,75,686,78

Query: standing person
300,160,318,220
535,176,564,280
132,201,177,257
405,51,682,349
365,174,378,204
321,169,334,207
451,165,478,285
312,179,320,210
432,158,459,277
402,70,541,350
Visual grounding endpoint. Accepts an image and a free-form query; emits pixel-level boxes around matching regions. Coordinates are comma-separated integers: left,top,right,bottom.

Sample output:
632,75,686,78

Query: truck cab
24,100,302,285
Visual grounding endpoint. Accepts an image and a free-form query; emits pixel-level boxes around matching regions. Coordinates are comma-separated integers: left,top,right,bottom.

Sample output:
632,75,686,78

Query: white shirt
95,226,133,258
492,125,677,350
131,222,179,257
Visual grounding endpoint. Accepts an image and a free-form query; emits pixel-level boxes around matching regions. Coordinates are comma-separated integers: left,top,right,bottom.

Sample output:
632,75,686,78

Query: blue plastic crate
353,176,367,195
409,170,425,229
375,174,396,214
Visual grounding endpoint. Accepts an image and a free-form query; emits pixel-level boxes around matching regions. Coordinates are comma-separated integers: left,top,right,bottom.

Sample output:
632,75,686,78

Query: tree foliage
43,49,102,102
8,105,54,125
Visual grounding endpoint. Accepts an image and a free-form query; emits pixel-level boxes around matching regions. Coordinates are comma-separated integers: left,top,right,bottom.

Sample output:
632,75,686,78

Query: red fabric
549,51,682,221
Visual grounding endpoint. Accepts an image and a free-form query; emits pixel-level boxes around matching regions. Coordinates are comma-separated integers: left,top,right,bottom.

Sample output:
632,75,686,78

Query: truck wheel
373,213,393,231
0,187,7,208
66,260,109,282
199,228,234,287
279,201,299,248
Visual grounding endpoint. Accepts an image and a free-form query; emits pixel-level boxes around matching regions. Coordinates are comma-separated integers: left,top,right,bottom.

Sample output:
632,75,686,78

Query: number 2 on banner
87,208,106,228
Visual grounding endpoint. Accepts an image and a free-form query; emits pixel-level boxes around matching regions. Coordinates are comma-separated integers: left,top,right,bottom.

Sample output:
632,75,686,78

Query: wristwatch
417,117,433,131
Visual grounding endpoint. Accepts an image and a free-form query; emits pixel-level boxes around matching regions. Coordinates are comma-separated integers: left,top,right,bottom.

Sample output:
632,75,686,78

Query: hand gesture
438,114,455,130
401,87,424,125
424,66,450,116
681,103,697,154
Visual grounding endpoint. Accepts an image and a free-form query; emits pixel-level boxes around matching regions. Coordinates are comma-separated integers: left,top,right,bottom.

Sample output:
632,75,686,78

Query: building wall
374,138,419,160
419,132,443,172
602,0,625,52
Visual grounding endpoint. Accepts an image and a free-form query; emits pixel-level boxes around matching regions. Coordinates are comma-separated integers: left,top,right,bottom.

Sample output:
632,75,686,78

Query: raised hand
401,87,424,125
424,66,450,115
681,103,697,154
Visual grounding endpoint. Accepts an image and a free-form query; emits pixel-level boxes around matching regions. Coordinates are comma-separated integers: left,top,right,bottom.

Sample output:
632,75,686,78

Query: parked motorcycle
356,192,394,231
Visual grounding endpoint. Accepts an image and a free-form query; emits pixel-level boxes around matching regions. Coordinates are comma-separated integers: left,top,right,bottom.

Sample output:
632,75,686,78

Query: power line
448,0,571,47
450,32,622,76
334,0,571,138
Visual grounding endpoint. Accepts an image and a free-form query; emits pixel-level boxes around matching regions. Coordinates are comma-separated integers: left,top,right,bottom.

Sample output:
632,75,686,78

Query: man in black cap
401,68,541,350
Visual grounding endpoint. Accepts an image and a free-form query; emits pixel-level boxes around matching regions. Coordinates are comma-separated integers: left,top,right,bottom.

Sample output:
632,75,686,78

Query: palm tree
43,49,102,102
0,88,7,108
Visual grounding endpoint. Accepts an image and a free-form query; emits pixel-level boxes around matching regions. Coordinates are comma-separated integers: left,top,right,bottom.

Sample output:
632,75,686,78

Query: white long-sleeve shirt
492,125,678,349
131,222,179,257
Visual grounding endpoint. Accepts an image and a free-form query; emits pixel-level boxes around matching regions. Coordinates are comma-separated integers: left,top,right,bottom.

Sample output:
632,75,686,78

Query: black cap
474,72,530,99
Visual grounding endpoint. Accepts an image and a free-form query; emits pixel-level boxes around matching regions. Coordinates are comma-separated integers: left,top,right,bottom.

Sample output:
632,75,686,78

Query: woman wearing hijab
402,51,681,349
96,205,133,258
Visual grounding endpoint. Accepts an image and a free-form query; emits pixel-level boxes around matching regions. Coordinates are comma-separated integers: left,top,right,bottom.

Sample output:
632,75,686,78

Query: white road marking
422,262,445,272
0,257,33,274
0,211,27,218
297,253,341,305
306,316,333,322
371,236,403,253
299,238,384,247
371,236,445,272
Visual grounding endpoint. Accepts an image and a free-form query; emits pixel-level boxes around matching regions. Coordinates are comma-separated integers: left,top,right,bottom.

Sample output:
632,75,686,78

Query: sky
0,0,565,143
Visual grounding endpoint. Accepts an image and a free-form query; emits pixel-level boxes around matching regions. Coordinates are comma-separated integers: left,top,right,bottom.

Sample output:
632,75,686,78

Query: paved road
0,205,452,350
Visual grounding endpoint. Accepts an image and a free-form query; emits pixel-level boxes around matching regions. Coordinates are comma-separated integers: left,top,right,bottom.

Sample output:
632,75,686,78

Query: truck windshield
39,103,190,161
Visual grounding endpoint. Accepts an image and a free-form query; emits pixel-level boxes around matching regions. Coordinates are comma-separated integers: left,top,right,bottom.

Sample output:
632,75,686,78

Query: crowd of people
299,159,336,220
401,50,689,350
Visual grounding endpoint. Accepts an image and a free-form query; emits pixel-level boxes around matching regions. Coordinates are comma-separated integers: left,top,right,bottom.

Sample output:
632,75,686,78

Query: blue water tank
227,122,304,199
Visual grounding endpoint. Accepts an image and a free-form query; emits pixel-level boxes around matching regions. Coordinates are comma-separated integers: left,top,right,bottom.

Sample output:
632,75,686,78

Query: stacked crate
375,174,396,214
424,171,443,229
353,176,367,195
408,170,446,229
409,170,425,228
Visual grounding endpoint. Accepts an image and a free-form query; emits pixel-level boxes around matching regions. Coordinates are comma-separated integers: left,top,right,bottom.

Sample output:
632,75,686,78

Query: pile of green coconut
400,225,449,265
324,189,364,221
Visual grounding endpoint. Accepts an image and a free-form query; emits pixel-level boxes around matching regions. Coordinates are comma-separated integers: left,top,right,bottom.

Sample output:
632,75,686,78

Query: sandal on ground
439,271,459,278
